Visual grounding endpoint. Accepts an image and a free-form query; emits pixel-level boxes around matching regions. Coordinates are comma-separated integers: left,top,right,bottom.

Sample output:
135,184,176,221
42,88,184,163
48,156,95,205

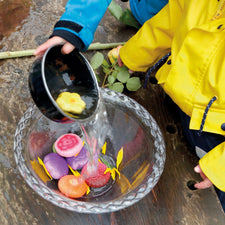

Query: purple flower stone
66,146,89,170
43,152,68,179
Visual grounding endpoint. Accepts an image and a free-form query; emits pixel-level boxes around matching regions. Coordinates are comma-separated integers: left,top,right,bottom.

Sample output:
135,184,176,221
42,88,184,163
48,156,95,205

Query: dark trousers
179,109,225,212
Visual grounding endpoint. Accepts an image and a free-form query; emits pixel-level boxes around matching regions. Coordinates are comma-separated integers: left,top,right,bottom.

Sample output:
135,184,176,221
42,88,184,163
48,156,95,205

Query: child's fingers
194,165,207,180
129,69,134,74
194,165,201,173
194,164,213,189
194,179,213,189
117,55,123,67
34,37,66,56
34,45,47,57
61,42,75,55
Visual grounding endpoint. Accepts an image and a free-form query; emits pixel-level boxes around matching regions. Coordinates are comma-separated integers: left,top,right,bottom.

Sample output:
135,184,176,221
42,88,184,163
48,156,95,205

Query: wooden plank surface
0,0,224,224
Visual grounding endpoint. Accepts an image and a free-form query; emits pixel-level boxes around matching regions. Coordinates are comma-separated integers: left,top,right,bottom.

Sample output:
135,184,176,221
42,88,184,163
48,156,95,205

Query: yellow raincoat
120,0,225,191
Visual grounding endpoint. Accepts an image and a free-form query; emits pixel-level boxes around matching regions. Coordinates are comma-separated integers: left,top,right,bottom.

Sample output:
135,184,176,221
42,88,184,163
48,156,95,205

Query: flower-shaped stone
56,92,86,114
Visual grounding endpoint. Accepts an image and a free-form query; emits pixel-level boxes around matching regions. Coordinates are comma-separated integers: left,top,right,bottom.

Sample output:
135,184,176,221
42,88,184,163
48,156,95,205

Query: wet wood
0,0,224,224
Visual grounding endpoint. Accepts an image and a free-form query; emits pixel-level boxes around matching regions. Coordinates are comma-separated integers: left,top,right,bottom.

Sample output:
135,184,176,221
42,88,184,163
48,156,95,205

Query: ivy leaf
126,77,142,91
108,0,123,20
90,52,104,69
119,9,141,29
109,82,124,93
117,67,130,83
108,75,116,84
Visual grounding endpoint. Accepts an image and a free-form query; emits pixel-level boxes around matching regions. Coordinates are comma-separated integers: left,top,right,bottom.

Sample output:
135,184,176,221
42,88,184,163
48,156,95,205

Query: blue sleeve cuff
52,25,93,51
50,28,85,51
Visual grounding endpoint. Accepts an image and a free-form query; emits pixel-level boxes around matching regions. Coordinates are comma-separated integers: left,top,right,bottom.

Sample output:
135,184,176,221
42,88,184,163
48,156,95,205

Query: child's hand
194,165,213,189
117,55,124,67
34,36,75,57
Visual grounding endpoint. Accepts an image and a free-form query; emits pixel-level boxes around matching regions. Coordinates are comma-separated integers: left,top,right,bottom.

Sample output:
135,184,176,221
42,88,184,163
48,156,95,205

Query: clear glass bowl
14,88,166,213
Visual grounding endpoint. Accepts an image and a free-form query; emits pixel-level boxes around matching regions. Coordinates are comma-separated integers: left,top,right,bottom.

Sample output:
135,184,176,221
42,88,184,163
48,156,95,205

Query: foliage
108,0,141,29
90,51,141,93
89,1,142,93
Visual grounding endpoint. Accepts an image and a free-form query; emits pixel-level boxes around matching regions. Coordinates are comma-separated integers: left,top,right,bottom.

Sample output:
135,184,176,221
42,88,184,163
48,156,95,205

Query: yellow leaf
132,161,147,180
114,168,121,178
116,147,123,169
38,157,53,180
101,142,107,155
30,160,50,183
86,185,90,195
104,167,116,180
131,163,150,188
117,172,132,194
111,169,116,180
104,168,112,174
68,164,80,177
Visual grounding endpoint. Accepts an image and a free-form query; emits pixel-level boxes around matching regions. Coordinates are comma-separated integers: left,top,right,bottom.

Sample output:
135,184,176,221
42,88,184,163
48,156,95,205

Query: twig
0,42,126,60
101,61,118,88
87,42,125,50
0,49,35,59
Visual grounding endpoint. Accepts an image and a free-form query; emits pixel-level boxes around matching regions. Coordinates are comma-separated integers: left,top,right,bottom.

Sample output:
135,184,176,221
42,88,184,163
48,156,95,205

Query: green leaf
108,0,123,20
109,82,124,93
111,70,118,79
90,52,104,69
102,59,112,74
114,65,121,71
126,77,142,91
119,9,141,29
117,67,130,83
102,65,111,74
102,59,110,68
99,155,114,169
108,75,116,84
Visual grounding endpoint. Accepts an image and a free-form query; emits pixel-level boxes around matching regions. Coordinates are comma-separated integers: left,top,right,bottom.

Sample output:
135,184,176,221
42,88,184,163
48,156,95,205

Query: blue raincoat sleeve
130,0,168,25
50,0,168,52
51,0,112,51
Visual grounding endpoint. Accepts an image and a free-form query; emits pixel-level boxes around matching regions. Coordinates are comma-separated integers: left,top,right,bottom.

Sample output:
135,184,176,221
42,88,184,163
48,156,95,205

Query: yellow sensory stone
56,92,86,114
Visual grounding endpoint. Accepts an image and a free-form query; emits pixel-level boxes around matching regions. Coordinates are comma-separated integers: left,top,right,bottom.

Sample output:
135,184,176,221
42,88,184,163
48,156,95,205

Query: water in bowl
77,97,116,198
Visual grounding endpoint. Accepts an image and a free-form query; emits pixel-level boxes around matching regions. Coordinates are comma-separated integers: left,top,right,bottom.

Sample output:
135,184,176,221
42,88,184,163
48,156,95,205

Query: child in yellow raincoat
118,0,225,212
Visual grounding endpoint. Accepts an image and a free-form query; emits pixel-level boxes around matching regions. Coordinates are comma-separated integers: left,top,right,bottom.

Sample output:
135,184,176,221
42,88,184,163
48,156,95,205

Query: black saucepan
29,44,100,123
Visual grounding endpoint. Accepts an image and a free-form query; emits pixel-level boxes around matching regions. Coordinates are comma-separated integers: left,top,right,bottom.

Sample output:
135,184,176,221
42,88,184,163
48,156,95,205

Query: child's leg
129,0,168,25
179,110,225,154
179,109,225,212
